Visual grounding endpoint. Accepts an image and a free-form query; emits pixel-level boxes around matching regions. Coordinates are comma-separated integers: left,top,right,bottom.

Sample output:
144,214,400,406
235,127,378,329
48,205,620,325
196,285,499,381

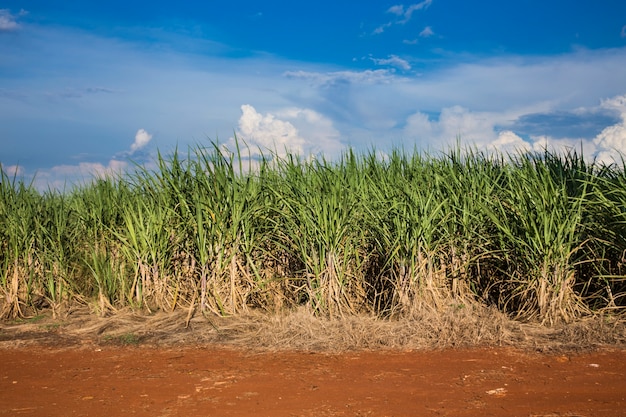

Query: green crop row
2,141,625,324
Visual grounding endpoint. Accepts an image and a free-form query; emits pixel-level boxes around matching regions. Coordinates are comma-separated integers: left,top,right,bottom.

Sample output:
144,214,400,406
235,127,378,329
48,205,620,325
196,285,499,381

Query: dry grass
1,304,624,352
223,304,514,351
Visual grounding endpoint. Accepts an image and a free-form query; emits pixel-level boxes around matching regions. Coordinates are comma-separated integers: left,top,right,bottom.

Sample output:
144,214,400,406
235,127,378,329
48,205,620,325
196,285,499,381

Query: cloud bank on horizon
1,1,626,188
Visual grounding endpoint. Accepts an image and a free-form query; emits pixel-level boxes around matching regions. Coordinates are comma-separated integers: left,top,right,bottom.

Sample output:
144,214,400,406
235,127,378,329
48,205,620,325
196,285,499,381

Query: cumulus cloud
29,159,129,191
274,107,344,156
130,129,153,153
234,104,343,157
593,94,626,163
370,55,411,70
403,105,520,150
21,126,157,190
0,9,26,32
524,135,595,156
489,131,530,155
401,105,589,156
499,96,626,164
517,95,626,164
50,160,128,179
0,163,24,178
399,93,626,163
236,104,306,156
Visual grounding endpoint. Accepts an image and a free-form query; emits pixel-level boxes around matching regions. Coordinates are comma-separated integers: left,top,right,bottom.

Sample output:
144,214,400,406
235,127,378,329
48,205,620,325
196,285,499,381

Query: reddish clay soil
1,345,625,417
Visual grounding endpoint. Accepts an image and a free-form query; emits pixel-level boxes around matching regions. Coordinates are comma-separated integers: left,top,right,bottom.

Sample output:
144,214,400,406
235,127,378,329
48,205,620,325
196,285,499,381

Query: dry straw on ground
1,305,624,352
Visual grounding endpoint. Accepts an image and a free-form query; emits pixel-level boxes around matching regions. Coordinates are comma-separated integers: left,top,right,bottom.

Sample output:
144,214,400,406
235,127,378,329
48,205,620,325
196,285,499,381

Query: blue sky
1,1,626,188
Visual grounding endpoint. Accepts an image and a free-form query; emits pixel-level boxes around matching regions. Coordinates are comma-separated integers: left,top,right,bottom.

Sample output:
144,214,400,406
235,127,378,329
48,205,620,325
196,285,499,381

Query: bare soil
1,309,625,416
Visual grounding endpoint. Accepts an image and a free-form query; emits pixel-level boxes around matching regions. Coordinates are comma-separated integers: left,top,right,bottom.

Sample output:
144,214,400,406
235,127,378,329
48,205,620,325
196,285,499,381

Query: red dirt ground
1,345,625,417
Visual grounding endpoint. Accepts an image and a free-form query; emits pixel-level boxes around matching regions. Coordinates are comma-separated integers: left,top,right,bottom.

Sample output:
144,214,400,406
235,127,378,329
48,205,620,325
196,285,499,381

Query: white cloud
0,9,25,32
438,106,495,143
393,48,626,113
403,105,514,150
524,135,599,161
0,164,24,178
419,26,434,38
373,22,392,35
487,95,626,164
602,94,626,112
31,159,129,191
370,55,411,70
490,131,530,155
402,105,593,156
400,93,626,162
50,160,128,178
593,94,626,164
19,127,153,191
402,1,433,21
130,128,153,153
275,107,344,156
387,5,405,16
621,25,626,38
376,1,432,33
388,1,433,24
236,104,306,156
284,69,395,85
234,105,343,157
404,111,433,137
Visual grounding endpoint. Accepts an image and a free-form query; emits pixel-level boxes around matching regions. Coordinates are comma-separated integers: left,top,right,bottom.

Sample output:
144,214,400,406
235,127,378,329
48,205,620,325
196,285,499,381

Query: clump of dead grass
218,304,516,352
188,306,626,353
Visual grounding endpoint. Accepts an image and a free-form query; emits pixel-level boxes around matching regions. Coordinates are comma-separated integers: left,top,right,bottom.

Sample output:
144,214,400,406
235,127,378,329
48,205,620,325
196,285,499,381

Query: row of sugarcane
1,141,626,324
